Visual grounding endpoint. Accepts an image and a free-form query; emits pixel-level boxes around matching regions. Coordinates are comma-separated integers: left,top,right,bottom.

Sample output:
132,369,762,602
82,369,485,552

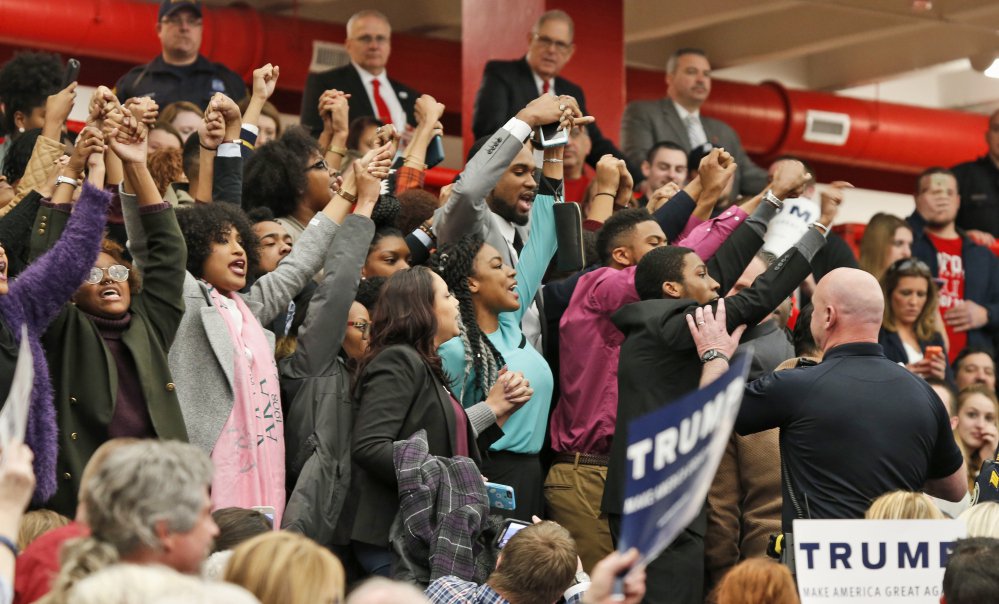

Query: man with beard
433,94,582,350
907,167,999,361
115,0,245,109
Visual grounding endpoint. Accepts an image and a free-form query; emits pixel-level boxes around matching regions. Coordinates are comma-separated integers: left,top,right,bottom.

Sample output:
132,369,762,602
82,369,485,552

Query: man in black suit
300,10,419,138
471,10,630,173
602,160,832,604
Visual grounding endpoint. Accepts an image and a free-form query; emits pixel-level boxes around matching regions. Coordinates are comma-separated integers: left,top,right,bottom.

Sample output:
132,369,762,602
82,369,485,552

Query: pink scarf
204,283,285,526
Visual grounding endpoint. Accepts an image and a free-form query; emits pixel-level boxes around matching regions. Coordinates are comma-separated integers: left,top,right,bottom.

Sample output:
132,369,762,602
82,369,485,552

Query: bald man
735,267,967,537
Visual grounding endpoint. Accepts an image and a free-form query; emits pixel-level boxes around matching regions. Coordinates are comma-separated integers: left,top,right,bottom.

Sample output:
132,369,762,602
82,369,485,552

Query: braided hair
431,234,505,400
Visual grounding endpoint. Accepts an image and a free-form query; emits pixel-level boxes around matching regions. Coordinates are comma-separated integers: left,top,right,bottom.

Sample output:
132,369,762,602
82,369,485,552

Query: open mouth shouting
229,259,247,277
516,191,535,214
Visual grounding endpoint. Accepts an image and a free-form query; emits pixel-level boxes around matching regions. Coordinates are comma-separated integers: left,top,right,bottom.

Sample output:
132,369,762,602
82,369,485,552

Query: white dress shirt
353,62,407,132
531,69,556,97
673,101,708,149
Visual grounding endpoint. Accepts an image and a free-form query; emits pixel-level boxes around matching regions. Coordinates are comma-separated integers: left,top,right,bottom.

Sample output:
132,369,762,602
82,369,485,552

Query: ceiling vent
803,110,851,146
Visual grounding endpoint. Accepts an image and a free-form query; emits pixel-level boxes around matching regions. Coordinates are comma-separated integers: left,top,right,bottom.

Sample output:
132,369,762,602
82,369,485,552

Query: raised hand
43,82,78,139
516,94,567,129
252,63,280,101
647,182,681,214
199,108,226,151
685,298,746,361
594,154,622,194
208,93,242,139
124,97,160,127
818,180,852,226
373,124,401,157
698,148,737,200
414,94,446,128
770,159,811,200
67,126,108,173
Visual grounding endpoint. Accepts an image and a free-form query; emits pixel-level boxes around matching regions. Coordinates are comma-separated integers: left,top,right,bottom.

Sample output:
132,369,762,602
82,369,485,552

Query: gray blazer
432,127,529,267
164,214,338,454
620,97,769,201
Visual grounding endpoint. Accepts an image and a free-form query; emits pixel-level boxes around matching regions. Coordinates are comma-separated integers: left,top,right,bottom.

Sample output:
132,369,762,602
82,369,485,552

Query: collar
672,100,700,120
529,67,552,95
492,212,517,245
821,341,884,362
353,62,389,86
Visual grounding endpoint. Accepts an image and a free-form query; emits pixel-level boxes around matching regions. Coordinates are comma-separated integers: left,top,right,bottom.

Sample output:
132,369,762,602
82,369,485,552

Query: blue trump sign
618,354,750,563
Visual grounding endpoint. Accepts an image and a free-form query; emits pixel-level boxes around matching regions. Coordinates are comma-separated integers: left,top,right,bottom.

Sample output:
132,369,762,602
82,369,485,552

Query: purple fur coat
0,183,109,501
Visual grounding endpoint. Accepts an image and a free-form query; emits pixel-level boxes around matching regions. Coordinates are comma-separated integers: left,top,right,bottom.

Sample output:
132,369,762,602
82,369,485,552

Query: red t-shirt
926,232,966,362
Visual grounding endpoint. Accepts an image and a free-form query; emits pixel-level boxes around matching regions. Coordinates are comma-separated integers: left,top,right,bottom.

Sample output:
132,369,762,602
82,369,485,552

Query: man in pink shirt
546,155,807,570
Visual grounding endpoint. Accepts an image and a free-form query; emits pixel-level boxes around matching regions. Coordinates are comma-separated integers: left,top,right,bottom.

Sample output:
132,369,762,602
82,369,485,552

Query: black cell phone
494,518,531,549
425,135,445,169
61,58,80,88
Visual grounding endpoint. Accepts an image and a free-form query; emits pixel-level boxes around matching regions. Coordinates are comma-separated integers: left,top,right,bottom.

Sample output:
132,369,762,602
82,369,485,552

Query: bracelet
403,156,427,170
763,189,783,209
337,189,358,204
811,221,830,235
419,222,437,242
56,175,81,188
221,139,238,146
327,145,347,158
593,192,616,200
543,158,563,164
0,534,18,558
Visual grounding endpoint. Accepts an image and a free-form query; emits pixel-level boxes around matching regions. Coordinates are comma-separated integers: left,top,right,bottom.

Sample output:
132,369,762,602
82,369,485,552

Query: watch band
56,175,81,188
701,349,731,364
337,188,358,204
762,189,783,209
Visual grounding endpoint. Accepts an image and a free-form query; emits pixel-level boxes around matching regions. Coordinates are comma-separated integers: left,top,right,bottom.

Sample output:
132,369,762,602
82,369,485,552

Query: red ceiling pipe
627,67,988,174
0,0,461,110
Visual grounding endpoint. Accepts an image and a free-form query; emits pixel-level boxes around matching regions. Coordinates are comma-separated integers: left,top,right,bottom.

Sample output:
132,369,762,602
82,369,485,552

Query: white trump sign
793,519,966,603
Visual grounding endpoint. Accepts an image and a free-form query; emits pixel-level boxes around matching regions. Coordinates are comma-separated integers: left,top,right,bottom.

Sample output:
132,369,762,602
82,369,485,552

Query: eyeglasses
86,265,130,285
306,158,329,173
352,34,389,46
348,321,370,334
161,15,202,27
532,34,573,54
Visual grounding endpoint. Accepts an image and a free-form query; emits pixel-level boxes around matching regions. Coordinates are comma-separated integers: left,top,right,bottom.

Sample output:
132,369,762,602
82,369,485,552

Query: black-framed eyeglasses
348,320,370,334
86,265,129,285
306,158,329,173
532,34,573,54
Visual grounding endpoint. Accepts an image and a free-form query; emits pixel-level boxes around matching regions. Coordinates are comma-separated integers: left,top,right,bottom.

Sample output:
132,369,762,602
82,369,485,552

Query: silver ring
696,321,705,326
375,126,382,134
559,104,567,111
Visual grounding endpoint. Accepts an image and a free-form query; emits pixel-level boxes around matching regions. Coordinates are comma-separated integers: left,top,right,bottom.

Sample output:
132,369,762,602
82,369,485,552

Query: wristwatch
700,349,730,364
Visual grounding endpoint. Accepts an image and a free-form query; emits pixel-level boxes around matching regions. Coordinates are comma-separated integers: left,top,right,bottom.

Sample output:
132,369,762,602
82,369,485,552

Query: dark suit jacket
300,64,419,138
603,222,817,516
620,97,769,201
878,328,955,385
472,58,629,172
351,345,501,546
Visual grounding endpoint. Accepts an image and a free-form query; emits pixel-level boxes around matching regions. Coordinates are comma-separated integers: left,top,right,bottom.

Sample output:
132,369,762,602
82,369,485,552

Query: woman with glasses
878,257,952,383
280,156,380,549
243,127,338,244
859,213,913,280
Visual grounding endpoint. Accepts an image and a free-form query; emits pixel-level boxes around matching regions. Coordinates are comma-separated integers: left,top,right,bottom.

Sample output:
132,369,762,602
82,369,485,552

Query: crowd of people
0,1,999,602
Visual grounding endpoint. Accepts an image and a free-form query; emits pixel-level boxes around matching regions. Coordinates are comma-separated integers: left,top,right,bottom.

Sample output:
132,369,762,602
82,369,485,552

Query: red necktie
370,79,392,124
542,80,550,95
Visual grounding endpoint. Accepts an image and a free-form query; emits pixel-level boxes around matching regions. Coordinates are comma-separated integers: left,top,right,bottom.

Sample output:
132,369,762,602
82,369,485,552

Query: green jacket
33,198,188,515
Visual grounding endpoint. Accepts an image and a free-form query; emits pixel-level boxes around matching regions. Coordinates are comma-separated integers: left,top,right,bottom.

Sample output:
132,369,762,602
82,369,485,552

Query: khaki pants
544,460,613,572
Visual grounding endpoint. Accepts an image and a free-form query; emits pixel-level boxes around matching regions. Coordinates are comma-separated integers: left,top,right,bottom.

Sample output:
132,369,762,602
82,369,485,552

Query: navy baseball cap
159,0,202,20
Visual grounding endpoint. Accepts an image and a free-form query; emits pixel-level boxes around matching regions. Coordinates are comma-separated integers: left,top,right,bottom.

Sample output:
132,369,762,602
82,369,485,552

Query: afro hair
242,126,321,218
0,52,63,136
175,203,260,281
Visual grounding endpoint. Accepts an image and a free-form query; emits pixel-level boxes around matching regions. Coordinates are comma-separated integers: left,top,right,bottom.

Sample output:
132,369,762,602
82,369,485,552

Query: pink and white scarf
204,283,285,526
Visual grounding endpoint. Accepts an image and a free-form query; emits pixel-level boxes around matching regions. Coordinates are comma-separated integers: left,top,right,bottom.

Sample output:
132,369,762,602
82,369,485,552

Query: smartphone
485,481,517,510
925,346,943,361
425,135,445,169
61,58,80,88
494,518,531,549
251,505,276,523
537,121,568,148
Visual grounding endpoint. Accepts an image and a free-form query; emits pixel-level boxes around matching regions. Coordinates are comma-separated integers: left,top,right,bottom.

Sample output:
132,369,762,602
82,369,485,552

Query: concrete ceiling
203,0,999,112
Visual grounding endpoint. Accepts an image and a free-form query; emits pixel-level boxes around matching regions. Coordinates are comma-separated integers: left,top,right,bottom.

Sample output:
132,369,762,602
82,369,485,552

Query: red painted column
461,0,626,153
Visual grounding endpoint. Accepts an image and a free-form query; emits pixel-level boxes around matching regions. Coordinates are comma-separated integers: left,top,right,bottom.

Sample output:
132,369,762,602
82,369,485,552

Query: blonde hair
713,558,799,604
859,213,909,280
224,532,345,604
865,490,944,520
958,502,999,538
66,563,260,604
17,509,71,550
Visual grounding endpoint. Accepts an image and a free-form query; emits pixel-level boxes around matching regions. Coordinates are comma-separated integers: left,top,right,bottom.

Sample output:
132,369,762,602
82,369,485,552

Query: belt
553,452,609,467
